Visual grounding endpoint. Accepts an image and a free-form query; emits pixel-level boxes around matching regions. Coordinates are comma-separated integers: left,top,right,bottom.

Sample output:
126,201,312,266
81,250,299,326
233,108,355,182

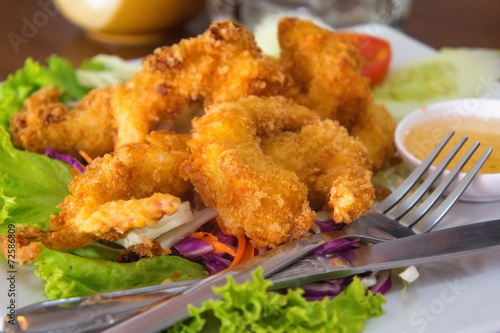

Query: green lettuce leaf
0,55,89,131
168,269,386,333
66,243,122,262
35,246,208,300
0,126,72,234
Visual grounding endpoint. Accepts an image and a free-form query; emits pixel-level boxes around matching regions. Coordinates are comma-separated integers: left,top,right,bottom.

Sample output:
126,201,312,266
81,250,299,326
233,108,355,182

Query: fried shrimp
11,20,288,157
54,130,191,241
180,96,318,248
261,120,374,223
278,17,396,169
112,19,288,148
278,17,372,130
350,101,397,169
5,131,191,260
10,85,116,158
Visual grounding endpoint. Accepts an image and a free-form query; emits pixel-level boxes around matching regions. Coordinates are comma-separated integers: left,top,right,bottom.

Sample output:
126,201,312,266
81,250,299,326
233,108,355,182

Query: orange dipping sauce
403,117,500,174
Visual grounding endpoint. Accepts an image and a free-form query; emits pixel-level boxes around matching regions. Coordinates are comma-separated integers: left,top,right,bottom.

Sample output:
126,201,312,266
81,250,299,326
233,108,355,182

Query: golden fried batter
4,18,395,265
180,96,318,248
278,17,372,130
112,19,289,148
4,131,191,260
349,101,397,170
261,119,374,223
116,238,171,263
10,85,116,158
0,227,43,265
278,17,396,169
11,20,288,157
54,130,190,239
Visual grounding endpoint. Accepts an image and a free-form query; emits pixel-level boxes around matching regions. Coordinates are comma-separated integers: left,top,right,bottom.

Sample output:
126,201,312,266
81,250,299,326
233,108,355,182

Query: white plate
1,24,500,333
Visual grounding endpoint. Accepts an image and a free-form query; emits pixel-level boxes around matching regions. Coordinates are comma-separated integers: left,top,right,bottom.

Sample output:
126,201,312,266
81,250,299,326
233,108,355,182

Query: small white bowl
395,98,500,202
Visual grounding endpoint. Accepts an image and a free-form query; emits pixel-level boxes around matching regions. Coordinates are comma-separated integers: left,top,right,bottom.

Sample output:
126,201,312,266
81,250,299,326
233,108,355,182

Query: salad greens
35,245,207,300
0,56,88,131
0,55,208,298
168,268,385,333
0,54,142,235
0,126,72,235
0,54,141,131
373,48,500,120
76,54,141,89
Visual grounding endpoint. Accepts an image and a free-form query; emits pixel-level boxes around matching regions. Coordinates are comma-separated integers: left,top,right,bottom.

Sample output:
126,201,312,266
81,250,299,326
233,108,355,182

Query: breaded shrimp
10,85,116,158
54,130,191,239
350,101,397,170
278,17,396,169
11,20,288,157
261,119,374,223
4,131,191,260
180,96,317,248
278,17,372,130
112,19,289,148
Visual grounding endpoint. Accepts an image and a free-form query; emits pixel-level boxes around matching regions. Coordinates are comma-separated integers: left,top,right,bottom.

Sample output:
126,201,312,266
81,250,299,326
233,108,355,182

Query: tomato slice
337,32,392,87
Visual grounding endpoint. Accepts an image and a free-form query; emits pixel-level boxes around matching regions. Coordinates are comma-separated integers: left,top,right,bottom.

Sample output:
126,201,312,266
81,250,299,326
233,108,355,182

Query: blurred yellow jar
54,0,206,44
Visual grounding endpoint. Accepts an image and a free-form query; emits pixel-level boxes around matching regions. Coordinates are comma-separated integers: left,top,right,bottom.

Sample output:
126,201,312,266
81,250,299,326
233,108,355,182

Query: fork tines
377,130,492,233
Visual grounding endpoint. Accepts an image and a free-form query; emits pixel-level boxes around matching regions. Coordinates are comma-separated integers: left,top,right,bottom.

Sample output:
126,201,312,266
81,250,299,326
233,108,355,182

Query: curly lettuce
0,54,141,234
169,268,385,333
0,54,140,132
0,55,89,131
0,126,72,235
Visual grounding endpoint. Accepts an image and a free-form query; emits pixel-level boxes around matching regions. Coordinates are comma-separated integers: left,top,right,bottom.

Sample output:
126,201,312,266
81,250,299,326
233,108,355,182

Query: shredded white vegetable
115,201,194,248
157,207,218,249
398,265,420,283
76,54,141,89
360,272,378,288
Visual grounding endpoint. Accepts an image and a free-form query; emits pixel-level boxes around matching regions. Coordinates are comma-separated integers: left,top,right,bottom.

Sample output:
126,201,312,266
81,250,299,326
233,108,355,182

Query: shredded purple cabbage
44,147,85,173
172,215,392,299
173,237,214,260
202,253,232,275
369,270,392,295
214,230,236,250
279,238,391,300
172,229,234,274
315,238,360,256
299,279,346,300
314,220,346,233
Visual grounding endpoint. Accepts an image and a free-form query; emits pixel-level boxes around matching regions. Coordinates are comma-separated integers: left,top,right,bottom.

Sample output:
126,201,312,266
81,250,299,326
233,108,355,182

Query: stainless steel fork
347,130,492,241
6,131,491,333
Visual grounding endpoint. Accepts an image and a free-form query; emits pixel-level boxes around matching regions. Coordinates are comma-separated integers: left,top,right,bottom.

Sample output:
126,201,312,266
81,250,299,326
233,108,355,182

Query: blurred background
1,0,500,80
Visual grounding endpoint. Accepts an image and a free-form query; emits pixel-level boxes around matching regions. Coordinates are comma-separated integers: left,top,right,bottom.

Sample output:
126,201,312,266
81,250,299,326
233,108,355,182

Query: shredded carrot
189,232,215,241
230,234,247,267
241,241,255,262
209,241,236,256
188,232,236,256
78,150,93,164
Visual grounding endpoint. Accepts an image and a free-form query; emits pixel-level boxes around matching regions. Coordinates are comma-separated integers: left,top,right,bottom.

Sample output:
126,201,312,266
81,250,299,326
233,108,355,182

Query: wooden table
1,0,500,80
